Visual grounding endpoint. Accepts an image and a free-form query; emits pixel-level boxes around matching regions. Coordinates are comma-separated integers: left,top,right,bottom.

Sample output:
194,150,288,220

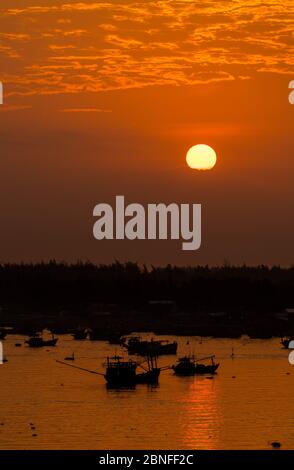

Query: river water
0,334,293,449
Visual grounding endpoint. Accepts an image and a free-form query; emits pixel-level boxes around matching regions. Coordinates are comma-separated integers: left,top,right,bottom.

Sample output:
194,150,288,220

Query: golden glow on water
0,336,293,449
180,377,221,449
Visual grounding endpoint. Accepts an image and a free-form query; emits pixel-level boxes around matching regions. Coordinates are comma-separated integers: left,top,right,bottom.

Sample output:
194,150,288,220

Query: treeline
0,261,294,314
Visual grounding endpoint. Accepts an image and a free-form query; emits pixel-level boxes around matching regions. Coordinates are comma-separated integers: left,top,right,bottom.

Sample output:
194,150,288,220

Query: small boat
104,354,160,387
125,337,177,356
25,334,58,348
172,355,219,376
64,352,75,361
72,329,88,340
281,337,294,349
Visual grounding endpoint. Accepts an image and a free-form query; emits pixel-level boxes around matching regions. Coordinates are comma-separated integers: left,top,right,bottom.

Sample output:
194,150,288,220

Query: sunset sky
0,0,294,265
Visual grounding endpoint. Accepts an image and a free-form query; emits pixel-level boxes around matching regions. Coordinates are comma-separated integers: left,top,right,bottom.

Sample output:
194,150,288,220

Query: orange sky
0,1,294,265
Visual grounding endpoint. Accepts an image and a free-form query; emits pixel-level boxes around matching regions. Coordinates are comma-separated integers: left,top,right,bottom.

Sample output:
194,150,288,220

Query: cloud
59,108,112,112
0,0,293,99
0,104,32,112
0,33,30,41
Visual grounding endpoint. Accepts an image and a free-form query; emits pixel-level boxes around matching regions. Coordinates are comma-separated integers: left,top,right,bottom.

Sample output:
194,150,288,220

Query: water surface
0,335,293,449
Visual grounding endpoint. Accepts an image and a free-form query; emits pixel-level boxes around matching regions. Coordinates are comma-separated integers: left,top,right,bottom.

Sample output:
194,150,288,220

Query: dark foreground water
0,334,293,449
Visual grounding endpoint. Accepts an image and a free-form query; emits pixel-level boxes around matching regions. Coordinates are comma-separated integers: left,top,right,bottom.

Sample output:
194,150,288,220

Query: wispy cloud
59,108,112,113
0,104,32,112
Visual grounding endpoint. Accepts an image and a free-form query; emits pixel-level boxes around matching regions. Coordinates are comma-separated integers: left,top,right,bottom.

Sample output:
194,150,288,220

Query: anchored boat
104,355,137,386
56,353,165,388
124,336,177,356
25,334,58,348
104,354,160,387
172,355,219,376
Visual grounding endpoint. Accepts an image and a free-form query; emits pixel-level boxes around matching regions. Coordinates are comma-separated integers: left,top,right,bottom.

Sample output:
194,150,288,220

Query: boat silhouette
64,352,75,361
172,355,219,376
56,352,166,388
124,336,177,356
25,334,58,348
104,354,160,387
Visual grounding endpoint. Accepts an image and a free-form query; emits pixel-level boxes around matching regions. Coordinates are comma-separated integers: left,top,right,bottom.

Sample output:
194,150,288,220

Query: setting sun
186,144,217,170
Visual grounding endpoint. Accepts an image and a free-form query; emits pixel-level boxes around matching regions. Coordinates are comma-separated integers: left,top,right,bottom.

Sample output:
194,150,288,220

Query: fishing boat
56,351,163,387
281,337,294,349
104,354,160,387
172,355,219,376
72,328,88,340
125,336,177,356
135,355,161,384
64,352,75,361
104,355,137,386
25,334,58,348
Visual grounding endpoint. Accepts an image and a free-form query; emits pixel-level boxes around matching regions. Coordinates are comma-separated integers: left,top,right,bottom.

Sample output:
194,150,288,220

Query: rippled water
0,334,293,449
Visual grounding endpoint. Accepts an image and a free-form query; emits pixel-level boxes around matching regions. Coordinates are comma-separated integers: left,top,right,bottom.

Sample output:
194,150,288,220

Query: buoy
271,441,281,449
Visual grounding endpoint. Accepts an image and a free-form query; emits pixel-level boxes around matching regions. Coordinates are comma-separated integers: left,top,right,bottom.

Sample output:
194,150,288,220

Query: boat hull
172,363,219,376
127,341,177,356
135,368,160,384
25,338,58,348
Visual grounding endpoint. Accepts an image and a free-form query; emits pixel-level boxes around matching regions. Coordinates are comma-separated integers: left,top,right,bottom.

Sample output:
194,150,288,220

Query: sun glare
186,144,217,170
